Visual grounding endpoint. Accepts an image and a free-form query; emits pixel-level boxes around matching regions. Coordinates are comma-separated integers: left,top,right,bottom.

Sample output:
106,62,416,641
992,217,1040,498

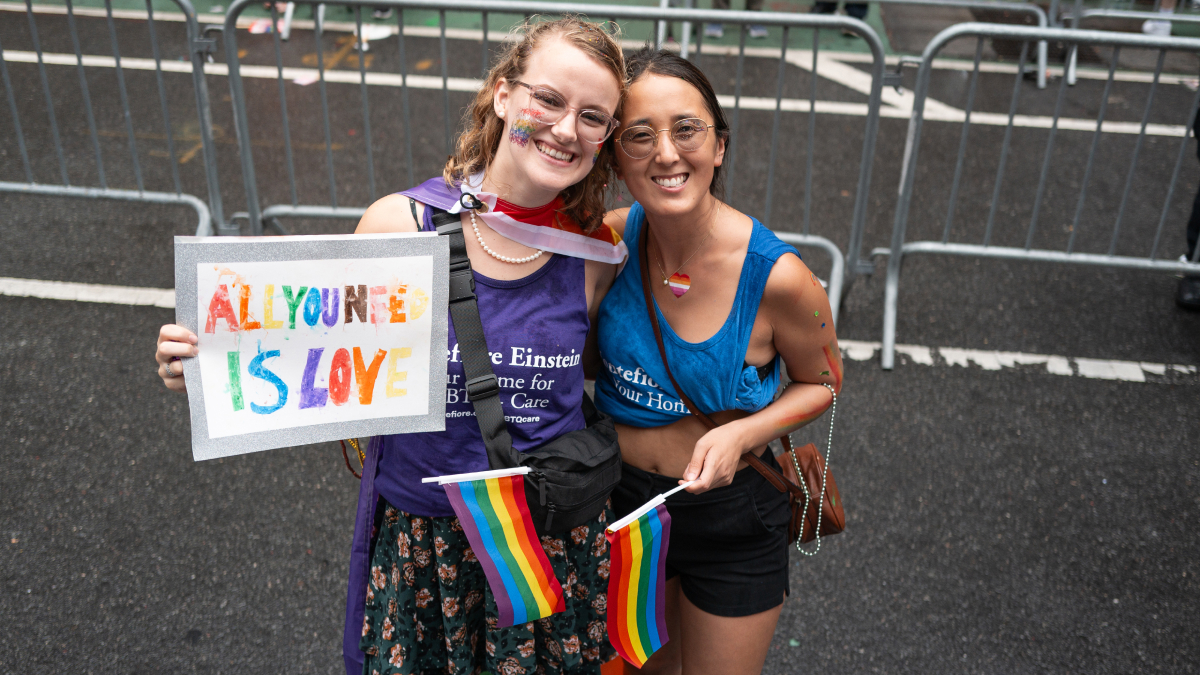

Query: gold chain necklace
649,203,721,297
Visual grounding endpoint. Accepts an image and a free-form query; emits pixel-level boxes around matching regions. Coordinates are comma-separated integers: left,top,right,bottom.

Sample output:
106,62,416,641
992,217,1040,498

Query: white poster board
173,233,449,460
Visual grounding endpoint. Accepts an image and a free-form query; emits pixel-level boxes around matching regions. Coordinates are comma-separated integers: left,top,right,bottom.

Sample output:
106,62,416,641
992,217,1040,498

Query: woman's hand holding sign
156,324,198,392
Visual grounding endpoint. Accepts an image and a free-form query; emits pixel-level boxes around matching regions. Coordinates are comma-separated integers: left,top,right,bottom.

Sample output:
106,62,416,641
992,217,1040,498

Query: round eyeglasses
509,80,619,145
616,118,715,159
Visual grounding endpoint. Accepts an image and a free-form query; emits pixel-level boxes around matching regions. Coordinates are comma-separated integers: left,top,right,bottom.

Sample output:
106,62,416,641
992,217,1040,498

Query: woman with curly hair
155,16,628,675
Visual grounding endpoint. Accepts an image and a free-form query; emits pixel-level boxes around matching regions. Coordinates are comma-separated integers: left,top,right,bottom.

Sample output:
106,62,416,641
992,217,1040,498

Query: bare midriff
616,409,771,479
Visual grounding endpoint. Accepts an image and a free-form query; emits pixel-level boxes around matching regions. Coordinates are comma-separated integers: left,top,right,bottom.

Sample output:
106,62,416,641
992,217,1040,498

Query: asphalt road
2,6,1199,674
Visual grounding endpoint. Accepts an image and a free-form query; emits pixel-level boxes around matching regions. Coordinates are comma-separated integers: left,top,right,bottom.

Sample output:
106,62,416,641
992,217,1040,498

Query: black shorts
611,452,791,618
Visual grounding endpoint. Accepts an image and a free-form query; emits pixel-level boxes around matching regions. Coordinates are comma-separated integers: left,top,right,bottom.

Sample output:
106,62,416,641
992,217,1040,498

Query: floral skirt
359,498,617,675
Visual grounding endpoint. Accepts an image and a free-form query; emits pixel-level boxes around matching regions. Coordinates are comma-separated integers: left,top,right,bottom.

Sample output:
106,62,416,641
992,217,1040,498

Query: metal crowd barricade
651,0,1049,86
875,0,1050,89
652,0,1049,87
1061,6,1200,85
0,0,224,236
1064,7,1200,28
220,0,889,322
878,23,1200,369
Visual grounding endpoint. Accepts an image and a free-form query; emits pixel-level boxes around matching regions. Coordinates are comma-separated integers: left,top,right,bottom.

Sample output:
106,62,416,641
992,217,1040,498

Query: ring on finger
164,359,177,378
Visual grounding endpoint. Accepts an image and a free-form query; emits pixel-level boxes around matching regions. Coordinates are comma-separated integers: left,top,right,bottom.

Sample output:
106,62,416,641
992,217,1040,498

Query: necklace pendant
662,279,668,286
667,273,691,298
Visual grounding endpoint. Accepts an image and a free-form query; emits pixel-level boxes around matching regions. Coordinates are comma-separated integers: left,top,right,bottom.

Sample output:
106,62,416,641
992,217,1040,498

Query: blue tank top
594,202,799,427
374,199,589,517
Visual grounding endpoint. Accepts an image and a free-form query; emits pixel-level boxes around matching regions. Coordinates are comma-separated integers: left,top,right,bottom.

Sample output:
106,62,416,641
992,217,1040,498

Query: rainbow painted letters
187,253,440,451
204,282,429,333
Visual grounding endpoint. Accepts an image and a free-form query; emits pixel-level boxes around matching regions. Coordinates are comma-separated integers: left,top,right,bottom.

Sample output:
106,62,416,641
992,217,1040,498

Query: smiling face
616,73,726,219
488,36,621,206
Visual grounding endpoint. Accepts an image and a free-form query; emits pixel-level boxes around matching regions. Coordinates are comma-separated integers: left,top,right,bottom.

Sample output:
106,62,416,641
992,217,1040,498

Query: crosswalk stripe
0,48,1187,137
0,276,175,308
839,340,1196,382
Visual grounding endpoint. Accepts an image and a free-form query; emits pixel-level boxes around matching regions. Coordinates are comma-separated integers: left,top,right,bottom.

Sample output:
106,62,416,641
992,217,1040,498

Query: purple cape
343,179,454,674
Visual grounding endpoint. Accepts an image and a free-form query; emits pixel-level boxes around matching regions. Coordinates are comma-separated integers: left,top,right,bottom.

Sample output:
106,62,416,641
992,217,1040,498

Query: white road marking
831,51,1197,86
939,346,1073,375
838,339,1196,383
4,48,1186,137
1074,357,1148,382
1,278,1192,383
0,276,175,308
0,50,486,92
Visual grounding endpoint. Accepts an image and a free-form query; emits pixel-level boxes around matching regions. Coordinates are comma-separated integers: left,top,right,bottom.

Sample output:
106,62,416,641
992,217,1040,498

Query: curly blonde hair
443,16,625,233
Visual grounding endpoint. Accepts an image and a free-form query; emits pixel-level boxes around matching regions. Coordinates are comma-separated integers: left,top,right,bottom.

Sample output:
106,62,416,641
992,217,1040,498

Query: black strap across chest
429,206,518,469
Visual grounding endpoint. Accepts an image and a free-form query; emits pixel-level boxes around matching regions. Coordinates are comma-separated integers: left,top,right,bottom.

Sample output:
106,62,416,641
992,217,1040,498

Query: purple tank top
374,195,589,517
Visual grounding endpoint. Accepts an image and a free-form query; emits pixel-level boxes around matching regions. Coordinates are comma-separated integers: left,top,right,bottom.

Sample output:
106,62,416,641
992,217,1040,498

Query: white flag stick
660,481,694,500
421,466,530,485
606,481,694,533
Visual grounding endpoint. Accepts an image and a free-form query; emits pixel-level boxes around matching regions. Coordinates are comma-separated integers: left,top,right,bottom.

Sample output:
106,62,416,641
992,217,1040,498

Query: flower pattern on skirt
360,499,615,675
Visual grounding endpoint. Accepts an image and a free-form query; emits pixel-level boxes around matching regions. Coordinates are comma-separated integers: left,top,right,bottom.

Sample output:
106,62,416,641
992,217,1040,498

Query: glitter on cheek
508,108,544,148
821,323,826,328
813,310,820,317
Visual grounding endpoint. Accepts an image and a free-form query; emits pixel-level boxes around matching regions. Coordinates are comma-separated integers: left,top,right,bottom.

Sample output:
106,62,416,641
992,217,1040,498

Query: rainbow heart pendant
667,273,691,298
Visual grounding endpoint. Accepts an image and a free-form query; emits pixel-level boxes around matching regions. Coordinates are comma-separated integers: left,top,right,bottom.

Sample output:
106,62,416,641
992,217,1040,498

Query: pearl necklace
470,209,544,264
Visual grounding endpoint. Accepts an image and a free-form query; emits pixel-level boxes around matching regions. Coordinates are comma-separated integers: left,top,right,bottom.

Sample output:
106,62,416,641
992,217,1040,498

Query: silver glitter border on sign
173,233,449,461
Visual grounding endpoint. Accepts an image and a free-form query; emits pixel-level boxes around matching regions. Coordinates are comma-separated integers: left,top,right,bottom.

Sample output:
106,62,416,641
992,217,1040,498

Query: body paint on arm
822,339,843,391
774,398,829,434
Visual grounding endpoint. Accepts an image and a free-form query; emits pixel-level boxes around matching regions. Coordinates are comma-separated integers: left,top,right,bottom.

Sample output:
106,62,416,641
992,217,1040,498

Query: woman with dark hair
593,48,843,675
157,17,628,675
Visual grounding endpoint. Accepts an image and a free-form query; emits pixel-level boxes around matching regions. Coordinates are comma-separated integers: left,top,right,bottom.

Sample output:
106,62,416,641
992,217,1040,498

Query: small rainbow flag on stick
423,467,565,627
605,482,692,668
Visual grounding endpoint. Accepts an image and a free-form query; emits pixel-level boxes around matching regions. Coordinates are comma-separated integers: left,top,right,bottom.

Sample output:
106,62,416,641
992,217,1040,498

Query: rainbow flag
606,500,672,668
430,468,565,627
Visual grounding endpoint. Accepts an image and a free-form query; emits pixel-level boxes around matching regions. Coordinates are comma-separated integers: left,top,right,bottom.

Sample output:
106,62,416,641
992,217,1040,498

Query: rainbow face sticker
592,146,601,165
509,108,545,148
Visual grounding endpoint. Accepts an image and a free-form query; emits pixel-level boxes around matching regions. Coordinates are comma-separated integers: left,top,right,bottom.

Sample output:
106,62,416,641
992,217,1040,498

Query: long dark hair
624,47,731,198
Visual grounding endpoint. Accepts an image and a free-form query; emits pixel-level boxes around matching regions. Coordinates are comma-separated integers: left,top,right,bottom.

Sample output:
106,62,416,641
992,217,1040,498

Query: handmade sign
605,482,690,668
174,233,449,460
423,467,565,627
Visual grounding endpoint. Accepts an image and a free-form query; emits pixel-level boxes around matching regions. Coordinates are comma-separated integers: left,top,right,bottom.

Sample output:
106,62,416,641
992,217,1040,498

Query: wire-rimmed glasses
509,80,619,145
616,118,715,159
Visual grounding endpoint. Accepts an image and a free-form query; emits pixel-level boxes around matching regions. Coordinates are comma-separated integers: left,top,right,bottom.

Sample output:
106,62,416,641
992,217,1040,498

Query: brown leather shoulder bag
636,224,845,553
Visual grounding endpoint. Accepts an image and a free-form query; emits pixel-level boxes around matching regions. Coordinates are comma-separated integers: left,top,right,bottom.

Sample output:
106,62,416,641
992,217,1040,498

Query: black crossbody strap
431,207,519,469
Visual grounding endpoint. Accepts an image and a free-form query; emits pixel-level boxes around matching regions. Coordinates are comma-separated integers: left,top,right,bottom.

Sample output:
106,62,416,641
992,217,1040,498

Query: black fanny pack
432,204,621,534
